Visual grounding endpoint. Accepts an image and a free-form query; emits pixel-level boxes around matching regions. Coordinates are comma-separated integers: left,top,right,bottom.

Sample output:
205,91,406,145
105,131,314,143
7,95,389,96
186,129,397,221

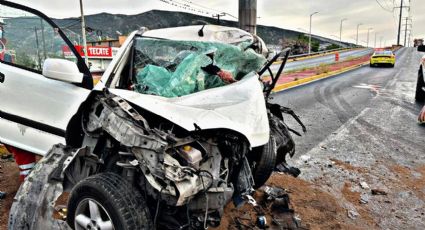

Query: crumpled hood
108,73,269,147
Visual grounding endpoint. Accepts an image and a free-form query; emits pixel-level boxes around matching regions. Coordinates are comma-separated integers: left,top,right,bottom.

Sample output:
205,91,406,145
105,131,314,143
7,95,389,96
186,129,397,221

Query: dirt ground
213,173,370,230
2,157,425,229
0,156,20,230
0,154,378,230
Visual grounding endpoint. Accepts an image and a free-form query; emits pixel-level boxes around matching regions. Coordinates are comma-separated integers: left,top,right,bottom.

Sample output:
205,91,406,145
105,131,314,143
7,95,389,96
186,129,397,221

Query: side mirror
42,58,83,83
418,45,425,52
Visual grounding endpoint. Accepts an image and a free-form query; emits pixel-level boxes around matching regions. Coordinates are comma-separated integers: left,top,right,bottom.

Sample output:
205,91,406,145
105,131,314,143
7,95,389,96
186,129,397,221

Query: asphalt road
272,47,421,155
271,48,374,73
272,47,425,228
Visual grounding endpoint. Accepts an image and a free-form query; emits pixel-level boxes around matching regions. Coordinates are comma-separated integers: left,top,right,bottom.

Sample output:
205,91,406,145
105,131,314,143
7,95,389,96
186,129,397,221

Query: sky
5,0,425,46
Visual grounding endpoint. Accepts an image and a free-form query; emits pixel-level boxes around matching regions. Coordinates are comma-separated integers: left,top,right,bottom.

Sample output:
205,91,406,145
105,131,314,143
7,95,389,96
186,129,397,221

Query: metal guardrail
278,47,360,61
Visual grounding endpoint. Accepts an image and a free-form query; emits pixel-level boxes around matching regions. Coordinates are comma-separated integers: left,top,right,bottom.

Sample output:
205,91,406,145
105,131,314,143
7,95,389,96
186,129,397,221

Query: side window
0,5,78,73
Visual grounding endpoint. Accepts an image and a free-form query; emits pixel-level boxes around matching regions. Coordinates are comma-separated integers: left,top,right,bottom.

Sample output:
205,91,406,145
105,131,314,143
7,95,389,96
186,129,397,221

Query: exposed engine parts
65,94,262,228
8,90,302,230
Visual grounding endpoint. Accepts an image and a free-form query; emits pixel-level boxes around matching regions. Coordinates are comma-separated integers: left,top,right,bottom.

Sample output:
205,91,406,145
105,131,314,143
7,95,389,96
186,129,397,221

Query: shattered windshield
132,37,266,98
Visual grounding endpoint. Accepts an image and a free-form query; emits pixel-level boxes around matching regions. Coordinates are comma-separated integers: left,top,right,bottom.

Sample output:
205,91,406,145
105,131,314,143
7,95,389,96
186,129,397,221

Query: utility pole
404,17,408,46
340,18,347,44
213,13,226,25
407,31,412,47
309,11,319,54
367,28,373,48
397,0,403,45
380,36,383,48
39,19,47,61
402,17,412,47
79,0,88,65
396,0,410,46
356,23,362,46
239,0,257,34
34,27,42,70
374,32,377,48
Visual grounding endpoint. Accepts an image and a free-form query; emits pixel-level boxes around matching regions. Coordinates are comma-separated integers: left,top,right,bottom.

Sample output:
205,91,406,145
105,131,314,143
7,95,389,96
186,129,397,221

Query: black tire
416,68,425,101
67,172,152,230
252,136,277,189
369,63,373,67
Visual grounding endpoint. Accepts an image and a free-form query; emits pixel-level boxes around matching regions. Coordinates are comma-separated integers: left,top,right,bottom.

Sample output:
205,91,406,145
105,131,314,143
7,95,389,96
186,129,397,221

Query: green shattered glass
133,38,266,98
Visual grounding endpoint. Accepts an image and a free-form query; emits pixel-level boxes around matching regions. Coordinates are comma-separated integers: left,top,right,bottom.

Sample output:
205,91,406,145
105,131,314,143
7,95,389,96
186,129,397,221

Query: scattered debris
54,205,68,221
276,162,301,177
262,186,287,201
320,145,327,150
347,209,360,219
260,186,303,228
0,191,6,199
360,182,370,190
256,215,267,228
299,155,311,163
371,189,388,196
360,194,369,204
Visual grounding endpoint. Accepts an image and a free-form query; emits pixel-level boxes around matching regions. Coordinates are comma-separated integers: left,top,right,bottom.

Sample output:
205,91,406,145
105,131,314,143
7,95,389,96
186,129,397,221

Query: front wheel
416,69,425,101
67,173,152,230
252,136,277,189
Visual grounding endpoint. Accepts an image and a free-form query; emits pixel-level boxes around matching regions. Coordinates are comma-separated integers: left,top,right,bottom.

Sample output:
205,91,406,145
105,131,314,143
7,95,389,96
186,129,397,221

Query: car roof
142,25,255,44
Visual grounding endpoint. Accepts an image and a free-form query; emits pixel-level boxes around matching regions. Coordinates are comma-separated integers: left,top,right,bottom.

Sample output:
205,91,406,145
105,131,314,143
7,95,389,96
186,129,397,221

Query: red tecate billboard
62,45,113,59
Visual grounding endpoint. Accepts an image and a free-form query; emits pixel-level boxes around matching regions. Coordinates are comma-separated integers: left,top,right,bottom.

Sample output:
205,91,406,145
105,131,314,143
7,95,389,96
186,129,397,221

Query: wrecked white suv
2,2,304,229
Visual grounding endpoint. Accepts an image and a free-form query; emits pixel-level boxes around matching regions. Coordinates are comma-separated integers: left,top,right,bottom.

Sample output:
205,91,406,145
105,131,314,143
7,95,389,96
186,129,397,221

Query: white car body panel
98,31,138,87
0,62,90,155
108,73,270,147
0,119,64,155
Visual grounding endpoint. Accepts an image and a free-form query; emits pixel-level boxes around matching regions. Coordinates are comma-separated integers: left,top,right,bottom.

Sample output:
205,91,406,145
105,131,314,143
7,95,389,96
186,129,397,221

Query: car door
0,2,92,155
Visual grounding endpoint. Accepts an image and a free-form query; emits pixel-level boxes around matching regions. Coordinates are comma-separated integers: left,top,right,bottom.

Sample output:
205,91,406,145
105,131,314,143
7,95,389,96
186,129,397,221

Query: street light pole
367,28,373,48
79,0,88,65
356,23,363,46
374,32,377,48
309,11,319,54
340,18,347,44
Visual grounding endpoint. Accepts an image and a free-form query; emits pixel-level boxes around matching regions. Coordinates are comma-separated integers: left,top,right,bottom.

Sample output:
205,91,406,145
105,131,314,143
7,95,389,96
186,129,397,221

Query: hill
54,10,350,50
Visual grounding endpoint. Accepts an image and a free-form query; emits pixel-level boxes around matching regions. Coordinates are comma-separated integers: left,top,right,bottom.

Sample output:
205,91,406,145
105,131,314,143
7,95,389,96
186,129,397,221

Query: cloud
5,0,424,45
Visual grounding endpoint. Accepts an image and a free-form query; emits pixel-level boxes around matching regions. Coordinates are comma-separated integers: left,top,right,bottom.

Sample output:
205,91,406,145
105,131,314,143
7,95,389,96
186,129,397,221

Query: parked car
416,45,425,101
2,1,303,229
369,49,396,67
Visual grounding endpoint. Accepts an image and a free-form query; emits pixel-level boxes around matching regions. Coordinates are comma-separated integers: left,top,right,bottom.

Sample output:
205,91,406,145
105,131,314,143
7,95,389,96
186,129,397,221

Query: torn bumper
8,144,71,230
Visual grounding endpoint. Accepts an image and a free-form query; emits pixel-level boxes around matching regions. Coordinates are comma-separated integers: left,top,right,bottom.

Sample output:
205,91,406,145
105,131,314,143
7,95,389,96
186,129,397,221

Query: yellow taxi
370,49,396,67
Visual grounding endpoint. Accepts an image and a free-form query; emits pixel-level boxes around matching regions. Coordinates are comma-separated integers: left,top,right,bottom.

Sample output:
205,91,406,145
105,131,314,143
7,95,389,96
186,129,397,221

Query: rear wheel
416,68,425,101
67,173,152,230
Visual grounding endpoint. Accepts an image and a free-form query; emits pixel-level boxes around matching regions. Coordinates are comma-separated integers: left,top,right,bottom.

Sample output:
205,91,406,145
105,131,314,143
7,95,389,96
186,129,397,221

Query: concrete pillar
239,0,257,34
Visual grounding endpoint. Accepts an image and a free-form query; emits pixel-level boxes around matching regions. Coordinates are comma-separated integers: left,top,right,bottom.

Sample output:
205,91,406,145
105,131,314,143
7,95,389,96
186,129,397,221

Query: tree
15,52,37,70
325,44,341,50
311,41,320,52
